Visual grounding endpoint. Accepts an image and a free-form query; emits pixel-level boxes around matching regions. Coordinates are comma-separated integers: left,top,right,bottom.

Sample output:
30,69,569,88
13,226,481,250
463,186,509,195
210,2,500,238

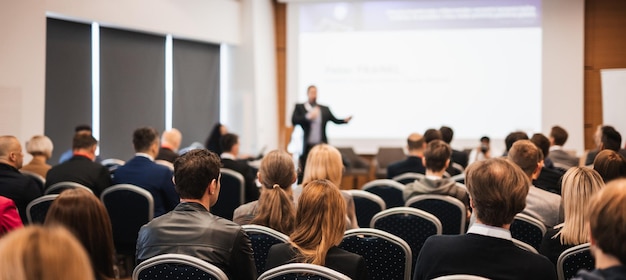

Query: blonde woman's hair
558,167,604,245
251,150,297,234
302,144,343,186
25,135,53,159
290,179,347,266
0,225,95,280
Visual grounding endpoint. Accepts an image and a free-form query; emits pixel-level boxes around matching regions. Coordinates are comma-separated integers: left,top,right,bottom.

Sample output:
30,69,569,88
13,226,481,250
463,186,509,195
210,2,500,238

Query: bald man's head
161,128,183,151
407,133,425,151
0,136,24,169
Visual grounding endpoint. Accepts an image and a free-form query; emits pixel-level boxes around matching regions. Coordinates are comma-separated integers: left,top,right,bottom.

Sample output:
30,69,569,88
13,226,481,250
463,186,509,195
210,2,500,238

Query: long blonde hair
251,150,296,234
558,167,604,245
0,226,95,280
302,144,343,186
290,179,347,266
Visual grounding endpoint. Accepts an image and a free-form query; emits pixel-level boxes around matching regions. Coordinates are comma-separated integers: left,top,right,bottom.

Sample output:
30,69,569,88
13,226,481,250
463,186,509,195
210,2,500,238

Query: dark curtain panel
172,39,220,148
99,28,165,160
45,18,92,164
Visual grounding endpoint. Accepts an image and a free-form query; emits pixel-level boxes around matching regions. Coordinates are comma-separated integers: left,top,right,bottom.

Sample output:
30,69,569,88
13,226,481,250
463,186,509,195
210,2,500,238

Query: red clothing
0,196,23,236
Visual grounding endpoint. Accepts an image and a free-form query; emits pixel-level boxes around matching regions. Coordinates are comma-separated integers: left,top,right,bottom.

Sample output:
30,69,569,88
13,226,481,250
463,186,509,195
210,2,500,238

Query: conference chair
45,181,94,195
371,207,442,276
512,238,539,254
258,263,351,280
133,253,228,280
432,275,490,280
362,179,406,208
101,184,154,257
242,224,289,276
20,170,45,191
346,190,386,228
101,158,126,173
450,173,465,184
340,228,412,280
557,243,594,280
392,172,425,185
154,159,174,171
25,194,58,224
210,168,244,221
510,213,546,251
374,147,406,179
405,194,467,234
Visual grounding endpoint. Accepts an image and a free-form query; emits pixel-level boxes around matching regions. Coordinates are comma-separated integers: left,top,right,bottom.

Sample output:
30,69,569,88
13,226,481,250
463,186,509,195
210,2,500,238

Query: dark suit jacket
112,156,179,217
155,147,179,163
266,243,368,280
451,149,469,168
0,163,42,223
45,155,112,197
414,233,556,280
387,156,425,179
534,166,565,195
292,103,347,150
221,158,260,203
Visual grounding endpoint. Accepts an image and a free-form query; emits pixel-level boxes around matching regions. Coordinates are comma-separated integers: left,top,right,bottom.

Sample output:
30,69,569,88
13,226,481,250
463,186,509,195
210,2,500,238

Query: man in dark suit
292,85,351,180
439,126,469,168
113,127,179,217
46,134,111,197
219,133,259,203
0,135,42,223
155,128,182,163
414,158,556,280
387,133,426,179
531,133,565,195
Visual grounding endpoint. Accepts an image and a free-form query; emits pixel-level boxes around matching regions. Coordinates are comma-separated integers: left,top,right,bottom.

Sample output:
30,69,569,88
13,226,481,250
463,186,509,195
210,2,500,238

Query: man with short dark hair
440,126,469,168
136,149,257,280
503,131,529,156
387,133,426,179
403,140,470,215
531,133,565,194
58,124,98,163
219,133,259,203
600,126,622,152
113,127,179,217
46,134,112,196
547,125,579,169
414,158,556,280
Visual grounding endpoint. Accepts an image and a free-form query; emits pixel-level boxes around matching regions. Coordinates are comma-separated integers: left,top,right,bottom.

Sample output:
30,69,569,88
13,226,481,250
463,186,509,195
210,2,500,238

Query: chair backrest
45,181,94,195
242,225,290,276
405,194,466,234
374,147,406,178
154,160,174,171
339,228,412,280
392,172,425,185
26,194,58,224
371,207,442,277
337,147,369,170
20,170,46,191
432,275,490,280
210,168,245,221
346,190,386,228
258,263,351,280
133,253,228,280
101,158,126,173
101,184,154,255
362,179,406,208
450,173,465,184
510,213,547,251
512,238,539,254
557,243,594,280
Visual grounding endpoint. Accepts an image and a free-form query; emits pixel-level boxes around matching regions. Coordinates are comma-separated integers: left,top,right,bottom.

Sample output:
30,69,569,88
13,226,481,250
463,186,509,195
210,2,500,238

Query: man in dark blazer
292,85,351,180
414,158,556,280
387,133,426,179
0,135,42,223
113,127,179,217
155,128,182,163
219,133,259,203
46,134,111,197
439,126,469,168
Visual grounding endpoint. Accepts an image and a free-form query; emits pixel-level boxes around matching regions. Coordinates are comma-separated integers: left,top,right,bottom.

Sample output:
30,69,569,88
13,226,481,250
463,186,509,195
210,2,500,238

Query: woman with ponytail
233,150,297,234
265,179,367,279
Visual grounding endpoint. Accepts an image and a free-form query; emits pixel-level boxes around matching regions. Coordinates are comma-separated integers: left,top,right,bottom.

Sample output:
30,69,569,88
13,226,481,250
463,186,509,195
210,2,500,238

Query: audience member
468,136,493,165
20,135,53,177
539,167,604,265
45,134,111,196
423,128,443,144
403,140,470,216
531,133,566,194
584,125,604,166
58,124,99,163
0,196,22,236
572,179,626,279
440,126,469,168
0,135,42,223
136,149,256,279
205,122,228,155
413,158,556,280
387,133,426,178
503,131,529,156
509,140,563,228
45,188,117,280
113,127,179,217
600,126,622,152
266,179,367,279
300,144,359,229
593,150,626,183
547,126,579,169
0,225,95,280
219,133,260,203
155,128,182,163
233,150,296,234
